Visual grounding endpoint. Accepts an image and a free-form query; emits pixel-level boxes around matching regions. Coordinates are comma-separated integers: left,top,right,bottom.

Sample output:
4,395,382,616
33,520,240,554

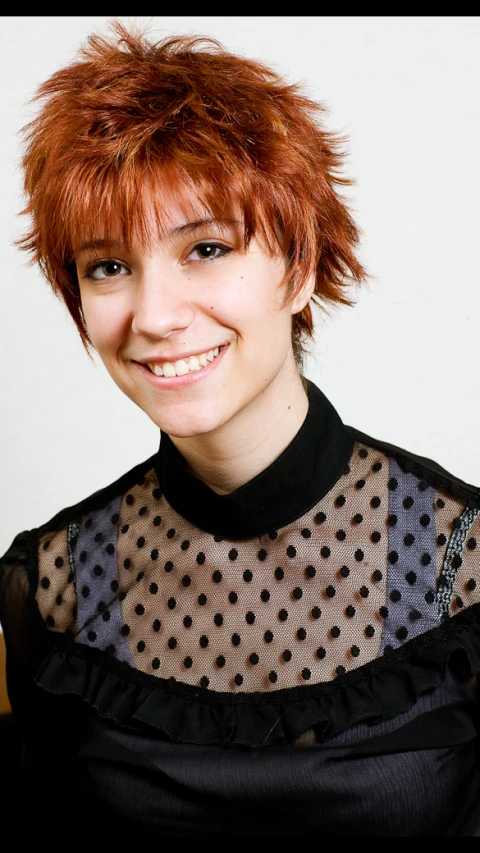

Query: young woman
1,22,479,837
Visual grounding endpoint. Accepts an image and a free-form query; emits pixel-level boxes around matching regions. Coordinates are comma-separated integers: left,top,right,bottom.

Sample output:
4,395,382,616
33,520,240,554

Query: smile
148,347,220,377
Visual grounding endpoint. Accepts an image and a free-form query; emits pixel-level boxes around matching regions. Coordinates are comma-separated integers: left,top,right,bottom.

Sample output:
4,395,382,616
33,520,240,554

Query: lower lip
135,345,229,389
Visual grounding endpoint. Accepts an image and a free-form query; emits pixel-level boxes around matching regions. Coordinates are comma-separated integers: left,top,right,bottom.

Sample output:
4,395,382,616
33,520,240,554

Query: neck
167,367,310,495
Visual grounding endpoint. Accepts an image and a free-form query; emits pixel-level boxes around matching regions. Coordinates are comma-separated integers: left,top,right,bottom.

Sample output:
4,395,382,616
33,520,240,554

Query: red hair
17,21,368,370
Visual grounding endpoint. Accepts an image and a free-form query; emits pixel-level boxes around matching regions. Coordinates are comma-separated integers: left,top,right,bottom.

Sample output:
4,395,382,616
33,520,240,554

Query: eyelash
83,241,233,281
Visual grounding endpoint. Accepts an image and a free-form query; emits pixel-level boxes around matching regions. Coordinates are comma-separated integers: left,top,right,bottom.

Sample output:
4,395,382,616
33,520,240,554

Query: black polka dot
81,585,90,598
181,575,191,588
164,561,173,572
405,571,417,585
292,587,303,600
409,609,422,621
455,596,464,609
183,615,192,628
138,506,147,517
184,657,193,669
167,637,177,649
425,590,435,604
452,517,462,530
196,551,205,564
111,580,119,593
121,624,131,636
437,534,447,546
336,529,346,541
379,606,389,618
55,593,63,606
404,533,415,546
297,628,307,640
55,556,64,568
420,514,431,527
467,538,477,551
388,551,399,564
354,549,364,562
370,496,381,508
420,553,432,566
282,649,292,662
345,605,356,617
231,633,241,646
365,625,375,637
152,658,160,670
301,668,311,680
355,479,366,490
353,514,363,524
249,653,259,665
94,532,104,544
87,630,96,641
257,548,267,561
167,598,176,610
136,571,144,582
261,589,270,602
268,531,278,540
330,626,341,638
200,676,209,688
436,498,445,509
215,655,226,668
336,666,346,676
212,570,222,583
102,610,111,622
234,674,243,686
93,564,103,577
264,630,274,643
305,565,316,578
403,496,414,509
359,448,368,458
152,619,161,632
325,585,336,598
167,528,176,540
229,591,238,604
40,577,50,589
135,604,145,615
214,613,223,626
359,586,369,599
153,516,161,527
335,495,346,507
181,540,190,551
339,566,350,578
125,494,134,505
390,590,401,603
287,545,297,558
388,478,398,491
274,567,284,580
245,612,255,625
396,626,408,640
43,540,51,550
451,554,462,569
371,531,381,543
301,528,312,538
351,645,360,657
278,609,288,622
315,512,327,524
372,462,382,471
311,606,321,619
198,593,207,605
467,578,477,591
137,641,146,652
372,570,383,582
388,514,398,527
199,635,209,648
152,487,162,499
316,647,326,659
268,671,278,683
229,549,238,561
243,570,253,582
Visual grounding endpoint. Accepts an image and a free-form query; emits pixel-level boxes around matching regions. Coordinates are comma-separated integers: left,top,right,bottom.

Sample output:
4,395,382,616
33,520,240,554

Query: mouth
146,346,222,377
135,344,228,389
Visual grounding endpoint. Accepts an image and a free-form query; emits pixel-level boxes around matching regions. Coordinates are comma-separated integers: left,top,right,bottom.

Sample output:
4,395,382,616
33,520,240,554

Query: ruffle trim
34,605,480,749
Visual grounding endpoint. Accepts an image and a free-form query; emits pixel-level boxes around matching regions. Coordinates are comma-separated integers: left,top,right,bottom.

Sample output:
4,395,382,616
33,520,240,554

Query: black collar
154,379,354,539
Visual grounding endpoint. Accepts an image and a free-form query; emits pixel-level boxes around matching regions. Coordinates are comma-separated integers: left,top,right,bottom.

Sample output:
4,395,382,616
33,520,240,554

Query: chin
147,406,230,440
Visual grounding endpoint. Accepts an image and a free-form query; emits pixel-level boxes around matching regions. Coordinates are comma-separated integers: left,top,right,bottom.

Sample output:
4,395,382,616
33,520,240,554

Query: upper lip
136,344,226,366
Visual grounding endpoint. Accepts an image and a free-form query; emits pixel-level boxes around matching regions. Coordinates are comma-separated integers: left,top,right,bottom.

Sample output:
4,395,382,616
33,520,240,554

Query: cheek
81,297,125,353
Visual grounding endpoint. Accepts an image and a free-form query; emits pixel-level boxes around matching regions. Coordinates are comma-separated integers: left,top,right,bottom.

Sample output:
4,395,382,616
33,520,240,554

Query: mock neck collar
154,379,354,539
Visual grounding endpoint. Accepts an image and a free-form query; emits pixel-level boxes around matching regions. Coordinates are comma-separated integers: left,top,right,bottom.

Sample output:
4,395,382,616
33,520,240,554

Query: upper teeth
148,347,220,377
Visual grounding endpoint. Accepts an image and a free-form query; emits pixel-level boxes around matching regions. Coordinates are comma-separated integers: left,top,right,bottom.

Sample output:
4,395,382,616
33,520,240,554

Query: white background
1,16,480,558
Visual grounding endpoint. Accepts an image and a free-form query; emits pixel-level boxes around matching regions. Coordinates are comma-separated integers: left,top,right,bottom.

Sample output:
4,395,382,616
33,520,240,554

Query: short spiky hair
18,21,367,371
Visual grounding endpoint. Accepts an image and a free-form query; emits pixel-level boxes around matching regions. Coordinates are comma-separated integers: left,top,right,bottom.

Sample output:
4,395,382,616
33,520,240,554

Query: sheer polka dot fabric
36,441,478,692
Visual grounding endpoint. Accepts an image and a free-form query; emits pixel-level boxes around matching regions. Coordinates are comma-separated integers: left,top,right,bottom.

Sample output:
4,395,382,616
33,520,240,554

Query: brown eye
197,244,217,259
103,261,122,276
87,260,129,281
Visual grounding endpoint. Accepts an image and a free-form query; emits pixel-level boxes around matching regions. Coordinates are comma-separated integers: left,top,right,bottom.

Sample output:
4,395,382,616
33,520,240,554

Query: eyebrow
75,217,240,256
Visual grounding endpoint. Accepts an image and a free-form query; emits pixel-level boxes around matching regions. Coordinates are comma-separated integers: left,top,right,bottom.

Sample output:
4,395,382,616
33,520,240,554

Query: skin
75,189,315,495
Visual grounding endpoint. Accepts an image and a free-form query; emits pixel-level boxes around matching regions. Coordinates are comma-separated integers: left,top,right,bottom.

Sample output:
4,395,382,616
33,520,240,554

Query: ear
290,271,316,316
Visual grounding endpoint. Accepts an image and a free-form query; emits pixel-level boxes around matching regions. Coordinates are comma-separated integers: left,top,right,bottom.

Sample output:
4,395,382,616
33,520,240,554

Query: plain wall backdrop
1,16,480,563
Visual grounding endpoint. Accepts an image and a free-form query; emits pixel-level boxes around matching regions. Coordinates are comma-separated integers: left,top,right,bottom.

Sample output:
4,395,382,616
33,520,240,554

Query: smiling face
75,188,314,451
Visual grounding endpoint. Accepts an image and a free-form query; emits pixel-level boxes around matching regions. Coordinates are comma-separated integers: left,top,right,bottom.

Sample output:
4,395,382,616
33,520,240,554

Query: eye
187,242,232,262
84,260,130,281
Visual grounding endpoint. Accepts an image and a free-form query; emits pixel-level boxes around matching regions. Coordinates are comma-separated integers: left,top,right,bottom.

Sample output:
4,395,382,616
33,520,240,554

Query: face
75,188,314,442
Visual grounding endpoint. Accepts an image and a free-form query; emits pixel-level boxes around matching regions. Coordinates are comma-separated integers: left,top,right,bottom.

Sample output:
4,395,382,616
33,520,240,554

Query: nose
130,266,195,340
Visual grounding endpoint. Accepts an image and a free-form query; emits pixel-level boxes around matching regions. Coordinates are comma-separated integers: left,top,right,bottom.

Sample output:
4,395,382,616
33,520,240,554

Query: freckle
288,406,291,410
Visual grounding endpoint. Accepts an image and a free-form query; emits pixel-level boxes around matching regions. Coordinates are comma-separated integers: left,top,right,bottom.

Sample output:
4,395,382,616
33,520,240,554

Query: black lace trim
33,604,480,749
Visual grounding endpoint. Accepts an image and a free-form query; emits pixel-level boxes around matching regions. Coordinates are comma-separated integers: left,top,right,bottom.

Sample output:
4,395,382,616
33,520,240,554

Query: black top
1,378,480,837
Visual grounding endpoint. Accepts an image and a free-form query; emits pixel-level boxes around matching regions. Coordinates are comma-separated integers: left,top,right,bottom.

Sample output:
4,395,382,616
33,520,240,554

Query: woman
1,22,480,837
